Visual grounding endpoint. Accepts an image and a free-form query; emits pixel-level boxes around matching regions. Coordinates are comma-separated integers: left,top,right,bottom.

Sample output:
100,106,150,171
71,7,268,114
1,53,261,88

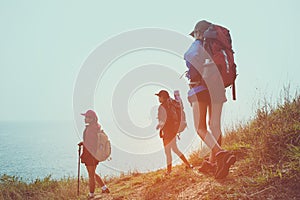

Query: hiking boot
102,188,110,194
215,151,236,179
198,160,216,174
185,164,193,170
162,171,171,178
167,164,172,174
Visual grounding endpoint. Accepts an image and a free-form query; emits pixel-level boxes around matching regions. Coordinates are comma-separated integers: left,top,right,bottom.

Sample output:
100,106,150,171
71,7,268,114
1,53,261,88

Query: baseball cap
81,110,98,118
189,20,212,37
155,90,170,98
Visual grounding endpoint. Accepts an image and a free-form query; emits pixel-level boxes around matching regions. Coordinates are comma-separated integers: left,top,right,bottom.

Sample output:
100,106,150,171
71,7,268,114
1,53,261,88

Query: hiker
184,20,236,179
155,90,192,175
78,110,110,199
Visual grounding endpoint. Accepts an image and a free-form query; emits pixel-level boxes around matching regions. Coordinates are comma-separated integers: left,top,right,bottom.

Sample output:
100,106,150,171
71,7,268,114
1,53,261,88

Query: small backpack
96,130,111,162
203,24,237,100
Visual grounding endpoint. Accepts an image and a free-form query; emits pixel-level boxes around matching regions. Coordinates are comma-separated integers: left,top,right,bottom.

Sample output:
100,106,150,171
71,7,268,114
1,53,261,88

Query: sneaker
102,188,110,194
198,160,216,174
87,194,95,199
215,151,236,179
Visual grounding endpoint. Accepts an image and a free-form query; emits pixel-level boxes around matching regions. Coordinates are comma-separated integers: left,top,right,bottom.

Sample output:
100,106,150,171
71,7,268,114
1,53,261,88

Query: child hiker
78,110,110,199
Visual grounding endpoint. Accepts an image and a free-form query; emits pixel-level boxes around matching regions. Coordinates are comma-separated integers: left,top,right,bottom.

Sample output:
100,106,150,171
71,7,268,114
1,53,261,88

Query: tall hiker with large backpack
155,90,192,175
184,20,236,179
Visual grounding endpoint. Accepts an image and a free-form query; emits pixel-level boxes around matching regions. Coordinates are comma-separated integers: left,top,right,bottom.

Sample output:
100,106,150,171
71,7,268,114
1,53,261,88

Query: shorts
81,148,99,166
188,89,211,104
161,128,177,146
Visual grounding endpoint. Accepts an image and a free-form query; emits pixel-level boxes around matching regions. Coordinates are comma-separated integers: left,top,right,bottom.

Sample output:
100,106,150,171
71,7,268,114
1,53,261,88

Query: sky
0,0,299,126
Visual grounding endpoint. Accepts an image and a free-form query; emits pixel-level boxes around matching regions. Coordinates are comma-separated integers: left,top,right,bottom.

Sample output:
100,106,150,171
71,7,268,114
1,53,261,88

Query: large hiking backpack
96,130,111,162
167,99,187,133
203,24,237,100
176,101,187,133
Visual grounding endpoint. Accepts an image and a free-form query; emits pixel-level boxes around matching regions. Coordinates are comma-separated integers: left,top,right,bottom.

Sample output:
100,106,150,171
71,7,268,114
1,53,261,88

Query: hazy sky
1,0,299,125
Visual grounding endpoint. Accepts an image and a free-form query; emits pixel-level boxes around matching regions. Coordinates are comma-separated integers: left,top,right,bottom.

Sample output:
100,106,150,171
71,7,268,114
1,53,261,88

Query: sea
0,121,83,181
0,121,200,182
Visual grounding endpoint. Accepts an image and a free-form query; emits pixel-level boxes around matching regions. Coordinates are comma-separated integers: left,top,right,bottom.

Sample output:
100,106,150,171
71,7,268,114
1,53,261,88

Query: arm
156,105,166,130
78,127,87,146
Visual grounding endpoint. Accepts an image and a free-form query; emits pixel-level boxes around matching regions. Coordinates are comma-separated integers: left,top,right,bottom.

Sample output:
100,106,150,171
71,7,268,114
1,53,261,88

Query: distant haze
0,1,299,128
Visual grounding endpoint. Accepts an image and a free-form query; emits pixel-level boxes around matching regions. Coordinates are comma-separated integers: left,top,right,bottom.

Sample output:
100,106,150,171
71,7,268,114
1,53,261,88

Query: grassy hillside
1,95,299,200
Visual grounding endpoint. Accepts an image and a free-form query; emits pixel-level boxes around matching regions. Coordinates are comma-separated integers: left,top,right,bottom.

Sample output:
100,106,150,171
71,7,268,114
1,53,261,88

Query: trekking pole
77,145,81,196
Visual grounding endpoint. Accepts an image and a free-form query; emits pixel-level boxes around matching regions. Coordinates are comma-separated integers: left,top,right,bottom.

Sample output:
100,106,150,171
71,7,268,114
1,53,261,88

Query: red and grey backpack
203,24,237,100
165,98,187,133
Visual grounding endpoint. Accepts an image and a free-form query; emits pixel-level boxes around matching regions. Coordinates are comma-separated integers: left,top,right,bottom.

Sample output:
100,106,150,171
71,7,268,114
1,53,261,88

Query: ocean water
0,121,83,181
0,121,200,182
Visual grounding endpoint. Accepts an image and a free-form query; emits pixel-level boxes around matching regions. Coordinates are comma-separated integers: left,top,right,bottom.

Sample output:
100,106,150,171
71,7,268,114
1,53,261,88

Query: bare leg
170,138,190,167
208,103,223,163
192,101,222,155
86,165,96,193
164,141,172,173
95,173,105,187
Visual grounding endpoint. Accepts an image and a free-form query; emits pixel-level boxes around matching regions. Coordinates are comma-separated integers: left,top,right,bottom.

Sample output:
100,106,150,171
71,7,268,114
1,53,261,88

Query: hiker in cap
184,20,236,179
78,110,110,198
155,90,192,175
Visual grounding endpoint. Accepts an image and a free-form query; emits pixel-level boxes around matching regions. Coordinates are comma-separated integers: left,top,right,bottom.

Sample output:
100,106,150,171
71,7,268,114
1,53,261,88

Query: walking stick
77,145,81,196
